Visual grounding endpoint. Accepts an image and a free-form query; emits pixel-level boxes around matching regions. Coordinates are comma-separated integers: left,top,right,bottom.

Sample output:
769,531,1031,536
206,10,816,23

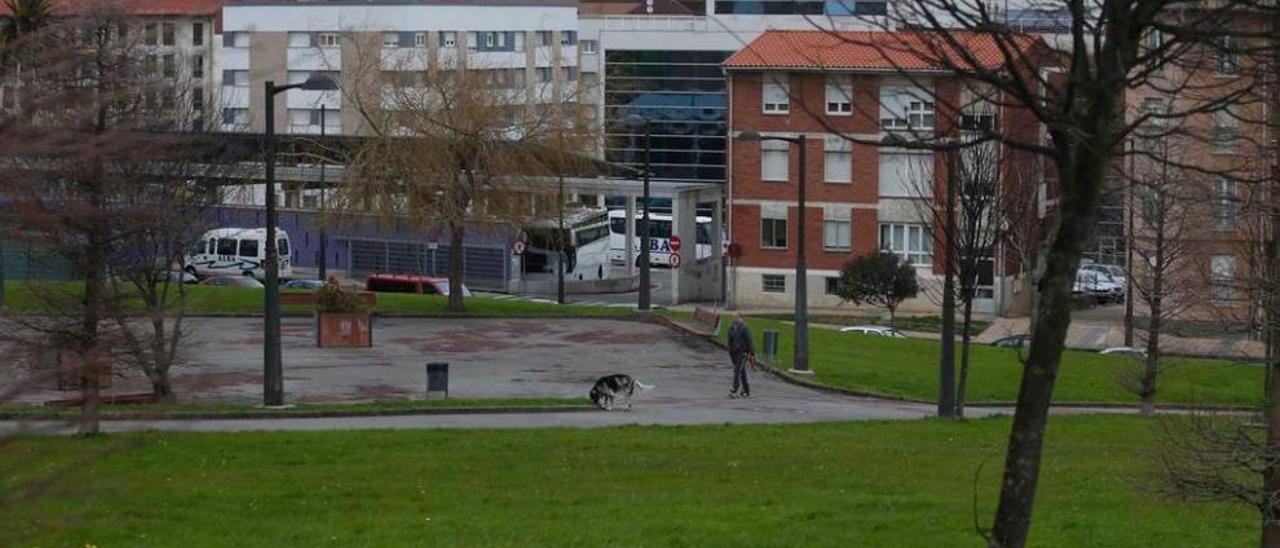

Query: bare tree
0,1,227,430
784,1,1277,544
335,39,598,312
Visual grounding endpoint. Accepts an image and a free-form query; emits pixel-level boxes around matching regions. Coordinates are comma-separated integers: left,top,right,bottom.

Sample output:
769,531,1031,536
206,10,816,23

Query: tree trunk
448,223,465,312
1140,291,1163,415
78,226,105,437
957,293,975,417
990,140,1111,547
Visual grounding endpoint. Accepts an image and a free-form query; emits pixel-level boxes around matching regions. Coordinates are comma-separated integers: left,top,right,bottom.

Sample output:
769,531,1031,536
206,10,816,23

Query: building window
879,151,932,197
560,31,577,45
1,85,15,110
1211,255,1236,303
562,66,578,81
581,39,598,53
880,223,932,266
192,54,204,78
192,87,203,112
145,54,158,76
222,107,249,126
144,23,157,45
761,204,789,249
162,22,175,46
823,219,851,251
485,32,497,48
825,277,841,295
959,113,997,132
382,33,399,48
1214,36,1240,75
316,33,339,47
825,75,852,115
415,32,427,48
881,84,935,130
224,32,249,48
762,274,786,293
162,54,176,78
536,31,553,47
762,74,789,114
761,139,789,182
536,67,552,83
192,22,204,46
440,31,457,48
1213,104,1238,154
824,136,852,183
1214,179,1237,230
224,70,249,87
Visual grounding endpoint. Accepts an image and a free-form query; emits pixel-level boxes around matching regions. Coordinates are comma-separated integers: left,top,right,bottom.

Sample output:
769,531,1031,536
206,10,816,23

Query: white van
607,210,712,266
185,228,292,279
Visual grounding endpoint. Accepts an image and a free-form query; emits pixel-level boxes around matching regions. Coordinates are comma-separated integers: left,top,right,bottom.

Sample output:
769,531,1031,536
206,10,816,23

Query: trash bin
426,362,449,399
762,330,779,360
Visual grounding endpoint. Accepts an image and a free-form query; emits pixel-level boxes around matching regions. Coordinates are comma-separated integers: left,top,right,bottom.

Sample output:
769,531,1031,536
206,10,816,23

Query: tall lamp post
318,103,328,282
626,114,653,311
263,74,338,406
737,131,810,374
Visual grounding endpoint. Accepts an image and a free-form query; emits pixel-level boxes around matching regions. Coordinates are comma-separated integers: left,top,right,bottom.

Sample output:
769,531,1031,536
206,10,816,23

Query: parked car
200,275,265,288
1079,263,1127,288
1073,270,1124,304
283,279,326,290
364,273,472,297
1100,346,1147,358
839,325,907,338
991,334,1030,349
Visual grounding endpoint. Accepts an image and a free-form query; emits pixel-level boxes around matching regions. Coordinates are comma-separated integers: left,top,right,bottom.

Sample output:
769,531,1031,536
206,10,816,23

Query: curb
0,405,599,422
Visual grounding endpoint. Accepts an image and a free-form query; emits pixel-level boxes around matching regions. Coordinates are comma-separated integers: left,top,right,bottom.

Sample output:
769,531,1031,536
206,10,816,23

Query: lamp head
300,74,339,91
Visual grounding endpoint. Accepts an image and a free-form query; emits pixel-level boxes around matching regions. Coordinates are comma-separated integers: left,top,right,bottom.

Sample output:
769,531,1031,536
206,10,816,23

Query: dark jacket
728,320,754,360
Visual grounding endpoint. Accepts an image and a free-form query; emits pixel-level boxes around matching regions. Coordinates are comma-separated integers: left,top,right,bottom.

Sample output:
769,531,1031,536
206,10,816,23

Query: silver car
839,326,907,338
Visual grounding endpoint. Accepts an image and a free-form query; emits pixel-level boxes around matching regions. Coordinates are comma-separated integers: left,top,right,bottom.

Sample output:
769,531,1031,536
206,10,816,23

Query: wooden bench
689,307,723,338
280,291,378,307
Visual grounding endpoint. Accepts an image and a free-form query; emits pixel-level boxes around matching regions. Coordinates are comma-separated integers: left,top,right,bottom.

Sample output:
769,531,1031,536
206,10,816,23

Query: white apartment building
0,0,219,130
216,0,582,136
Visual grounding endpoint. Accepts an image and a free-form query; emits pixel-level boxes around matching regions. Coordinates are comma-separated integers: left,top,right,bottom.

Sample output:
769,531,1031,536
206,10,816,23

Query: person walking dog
727,314,756,398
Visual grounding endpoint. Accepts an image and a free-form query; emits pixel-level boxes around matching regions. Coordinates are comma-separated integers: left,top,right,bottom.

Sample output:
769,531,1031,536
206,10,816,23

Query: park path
3,316,960,433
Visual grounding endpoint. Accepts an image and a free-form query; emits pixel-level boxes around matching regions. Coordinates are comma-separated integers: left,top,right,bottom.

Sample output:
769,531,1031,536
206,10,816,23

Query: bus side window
239,239,259,258
207,239,215,254
278,239,290,257
216,238,237,256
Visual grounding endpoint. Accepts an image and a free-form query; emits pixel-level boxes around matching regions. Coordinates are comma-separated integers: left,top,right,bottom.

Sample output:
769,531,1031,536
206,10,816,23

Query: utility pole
318,104,328,282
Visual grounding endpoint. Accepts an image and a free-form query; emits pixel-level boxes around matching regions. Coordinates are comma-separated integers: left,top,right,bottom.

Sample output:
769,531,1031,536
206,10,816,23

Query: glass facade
605,50,732,182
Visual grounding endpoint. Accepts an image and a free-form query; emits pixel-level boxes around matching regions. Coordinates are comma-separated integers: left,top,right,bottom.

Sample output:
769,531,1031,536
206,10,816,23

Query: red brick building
723,30,1044,313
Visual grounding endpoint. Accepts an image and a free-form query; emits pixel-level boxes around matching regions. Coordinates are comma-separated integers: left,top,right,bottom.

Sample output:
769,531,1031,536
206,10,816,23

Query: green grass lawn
0,416,1252,547
685,314,1263,407
0,397,591,418
3,282,631,317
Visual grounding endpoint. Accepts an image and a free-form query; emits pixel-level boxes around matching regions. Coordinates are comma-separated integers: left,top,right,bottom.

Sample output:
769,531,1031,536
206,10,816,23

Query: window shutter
222,69,235,85
223,32,234,47
761,203,788,220
309,33,318,47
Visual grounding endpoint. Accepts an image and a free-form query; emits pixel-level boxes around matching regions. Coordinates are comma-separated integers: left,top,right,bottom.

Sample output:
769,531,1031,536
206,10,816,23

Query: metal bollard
426,362,449,399
762,330,779,361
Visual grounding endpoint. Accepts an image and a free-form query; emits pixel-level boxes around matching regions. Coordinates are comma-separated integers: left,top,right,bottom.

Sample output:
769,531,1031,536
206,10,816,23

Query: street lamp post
318,103,328,282
626,115,652,311
263,75,338,407
737,131,810,374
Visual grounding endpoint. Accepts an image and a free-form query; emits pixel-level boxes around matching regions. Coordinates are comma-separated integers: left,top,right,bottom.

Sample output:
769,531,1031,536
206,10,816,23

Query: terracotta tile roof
0,0,223,16
723,30,1043,73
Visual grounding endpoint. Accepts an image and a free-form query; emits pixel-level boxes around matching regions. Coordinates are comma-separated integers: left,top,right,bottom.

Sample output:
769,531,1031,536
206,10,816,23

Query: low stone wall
516,274,641,295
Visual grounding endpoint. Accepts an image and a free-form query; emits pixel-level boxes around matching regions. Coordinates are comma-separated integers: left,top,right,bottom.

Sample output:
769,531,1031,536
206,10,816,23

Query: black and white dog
589,374,653,411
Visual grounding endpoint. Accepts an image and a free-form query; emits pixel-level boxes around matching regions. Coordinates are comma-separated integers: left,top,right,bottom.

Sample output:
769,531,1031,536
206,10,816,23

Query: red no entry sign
669,235,682,253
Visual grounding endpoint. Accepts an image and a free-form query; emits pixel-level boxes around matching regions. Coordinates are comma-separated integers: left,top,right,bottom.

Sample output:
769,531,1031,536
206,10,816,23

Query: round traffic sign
512,241,526,255
669,252,682,268
669,235,682,253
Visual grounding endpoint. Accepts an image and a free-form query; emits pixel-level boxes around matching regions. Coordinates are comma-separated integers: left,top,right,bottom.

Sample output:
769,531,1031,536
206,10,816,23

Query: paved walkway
2,317,949,432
